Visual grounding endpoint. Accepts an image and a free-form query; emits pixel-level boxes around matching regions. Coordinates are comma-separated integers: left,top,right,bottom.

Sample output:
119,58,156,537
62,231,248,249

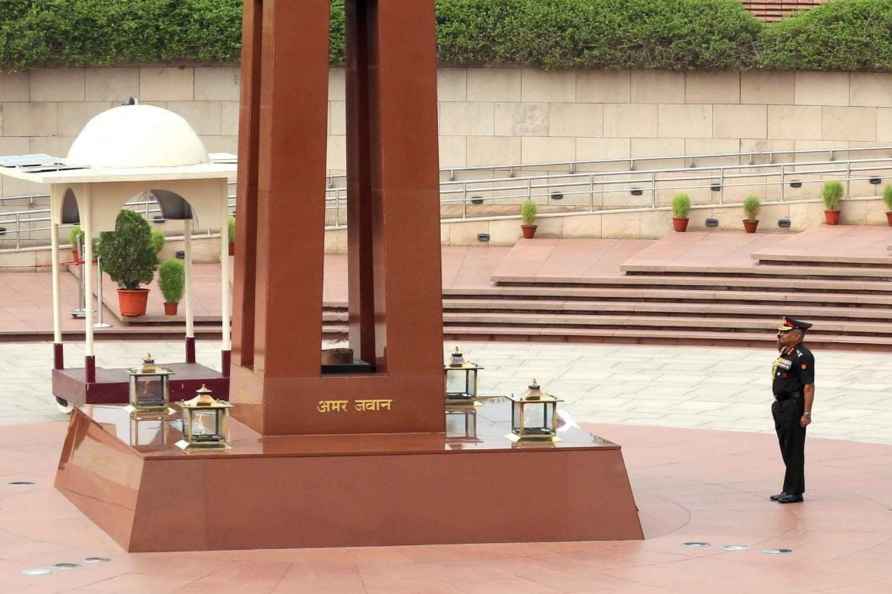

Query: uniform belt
775,391,802,402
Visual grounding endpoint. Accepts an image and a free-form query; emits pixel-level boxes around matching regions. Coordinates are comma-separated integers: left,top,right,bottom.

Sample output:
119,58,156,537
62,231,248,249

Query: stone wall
3,66,892,199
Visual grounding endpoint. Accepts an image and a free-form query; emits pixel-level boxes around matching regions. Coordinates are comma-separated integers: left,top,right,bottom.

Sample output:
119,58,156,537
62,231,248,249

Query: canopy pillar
80,186,96,383
50,186,64,369
184,219,195,364
220,184,231,376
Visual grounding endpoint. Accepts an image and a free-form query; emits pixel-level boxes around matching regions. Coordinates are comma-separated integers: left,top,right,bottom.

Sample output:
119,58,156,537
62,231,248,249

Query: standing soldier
770,317,815,504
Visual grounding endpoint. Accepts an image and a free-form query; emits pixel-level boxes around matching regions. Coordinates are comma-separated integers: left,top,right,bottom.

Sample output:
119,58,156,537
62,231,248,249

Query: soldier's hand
800,415,811,428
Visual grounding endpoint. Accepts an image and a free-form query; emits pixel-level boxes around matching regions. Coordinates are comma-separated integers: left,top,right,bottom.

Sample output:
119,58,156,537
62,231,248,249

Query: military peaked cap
777,317,813,332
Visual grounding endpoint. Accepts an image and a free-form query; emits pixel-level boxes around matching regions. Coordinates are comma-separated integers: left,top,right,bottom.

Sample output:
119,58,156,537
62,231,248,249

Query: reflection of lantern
445,406,478,441
176,385,233,450
444,347,482,402
127,354,172,411
128,410,173,449
508,379,562,442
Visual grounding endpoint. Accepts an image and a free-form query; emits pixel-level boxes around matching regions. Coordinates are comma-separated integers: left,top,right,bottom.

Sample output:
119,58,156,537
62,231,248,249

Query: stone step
441,299,892,320
491,274,892,292
441,326,892,347
620,264,892,280
439,312,892,335
445,286,892,306
752,253,892,268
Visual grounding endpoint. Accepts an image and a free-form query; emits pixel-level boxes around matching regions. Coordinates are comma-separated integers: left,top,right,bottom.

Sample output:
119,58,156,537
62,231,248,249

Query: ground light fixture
176,385,233,450
778,217,792,229
705,217,720,228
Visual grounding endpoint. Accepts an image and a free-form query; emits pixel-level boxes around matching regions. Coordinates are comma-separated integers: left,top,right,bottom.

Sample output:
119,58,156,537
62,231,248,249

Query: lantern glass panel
524,402,547,431
131,375,166,407
446,369,468,397
190,410,221,440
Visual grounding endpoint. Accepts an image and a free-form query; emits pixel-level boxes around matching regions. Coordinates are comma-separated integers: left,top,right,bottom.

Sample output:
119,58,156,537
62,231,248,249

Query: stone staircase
417,250,892,348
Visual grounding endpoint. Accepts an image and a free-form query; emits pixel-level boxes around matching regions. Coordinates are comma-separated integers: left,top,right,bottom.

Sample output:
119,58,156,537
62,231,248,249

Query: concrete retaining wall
3,66,892,199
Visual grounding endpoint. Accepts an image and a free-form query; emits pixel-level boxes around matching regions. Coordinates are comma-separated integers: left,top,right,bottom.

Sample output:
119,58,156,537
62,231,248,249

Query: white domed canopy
67,104,209,169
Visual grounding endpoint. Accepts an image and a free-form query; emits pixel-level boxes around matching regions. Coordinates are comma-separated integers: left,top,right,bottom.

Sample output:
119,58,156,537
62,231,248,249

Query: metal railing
0,192,237,250
323,144,892,187
3,153,892,250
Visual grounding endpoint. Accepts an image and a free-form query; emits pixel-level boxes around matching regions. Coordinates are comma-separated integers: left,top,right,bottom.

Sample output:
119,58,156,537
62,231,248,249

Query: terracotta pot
228,242,235,256
117,288,149,318
824,210,840,226
521,224,538,239
743,219,759,234
886,212,892,226
164,302,178,316
672,218,689,232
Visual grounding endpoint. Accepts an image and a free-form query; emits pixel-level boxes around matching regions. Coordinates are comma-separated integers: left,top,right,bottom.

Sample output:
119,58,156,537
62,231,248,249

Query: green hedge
1,0,891,72
435,0,761,70
759,0,892,71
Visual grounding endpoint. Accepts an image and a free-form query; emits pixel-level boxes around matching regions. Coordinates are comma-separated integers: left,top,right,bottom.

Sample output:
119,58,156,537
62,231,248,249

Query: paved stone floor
3,339,892,593
3,339,891,445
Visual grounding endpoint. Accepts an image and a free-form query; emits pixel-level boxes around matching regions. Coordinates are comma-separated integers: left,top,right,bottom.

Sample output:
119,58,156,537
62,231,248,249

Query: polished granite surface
80,397,617,459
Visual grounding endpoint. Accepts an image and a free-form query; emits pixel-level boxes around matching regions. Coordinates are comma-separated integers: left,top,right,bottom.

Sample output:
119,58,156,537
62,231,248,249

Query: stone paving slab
2,419,892,594
2,339,891,445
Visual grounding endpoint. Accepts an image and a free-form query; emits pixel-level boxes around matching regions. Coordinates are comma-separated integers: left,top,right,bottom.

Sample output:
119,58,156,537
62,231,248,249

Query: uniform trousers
772,395,806,495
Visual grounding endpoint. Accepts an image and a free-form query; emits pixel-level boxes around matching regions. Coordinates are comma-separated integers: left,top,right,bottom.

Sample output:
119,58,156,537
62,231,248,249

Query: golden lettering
318,399,393,413
317,400,350,413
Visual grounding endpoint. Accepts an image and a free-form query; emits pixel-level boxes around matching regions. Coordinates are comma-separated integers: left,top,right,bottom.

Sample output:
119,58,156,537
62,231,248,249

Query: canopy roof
0,104,236,185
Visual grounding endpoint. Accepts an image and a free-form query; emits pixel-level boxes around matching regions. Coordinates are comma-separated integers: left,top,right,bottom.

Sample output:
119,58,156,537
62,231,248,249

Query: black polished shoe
770,492,787,501
776,493,804,504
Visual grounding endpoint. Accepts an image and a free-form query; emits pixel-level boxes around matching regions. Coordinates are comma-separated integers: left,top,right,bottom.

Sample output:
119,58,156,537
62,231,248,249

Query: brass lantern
176,385,233,450
127,354,172,411
444,346,482,404
508,379,562,442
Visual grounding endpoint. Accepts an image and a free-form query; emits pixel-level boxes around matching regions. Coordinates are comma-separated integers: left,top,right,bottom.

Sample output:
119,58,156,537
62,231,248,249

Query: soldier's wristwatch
802,411,811,417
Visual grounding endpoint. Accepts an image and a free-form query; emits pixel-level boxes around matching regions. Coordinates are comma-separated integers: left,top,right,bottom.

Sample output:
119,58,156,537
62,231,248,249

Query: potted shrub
151,229,166,255
822,181,843,225
228,216,236,255
884,186,892,227
672,193,691,232
158,259,185,316
742,195,761,234
520,199,537,239
68,225,83,262
98,210,159,317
